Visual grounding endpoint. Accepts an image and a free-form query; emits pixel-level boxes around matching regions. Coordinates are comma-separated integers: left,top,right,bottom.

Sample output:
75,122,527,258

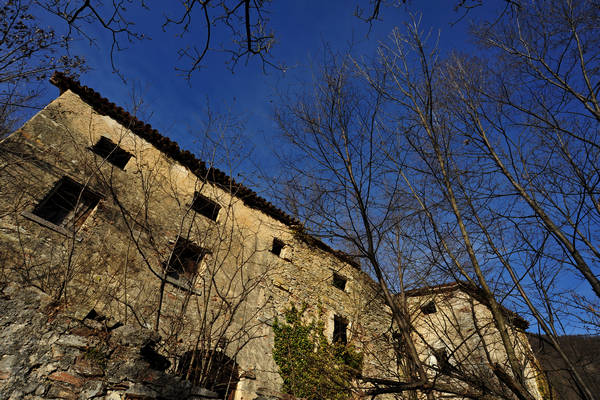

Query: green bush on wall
272,304,363,400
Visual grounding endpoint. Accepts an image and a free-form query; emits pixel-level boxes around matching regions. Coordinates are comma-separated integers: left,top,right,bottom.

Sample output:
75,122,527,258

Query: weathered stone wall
407,289,543,399
0,282,220,400
0,89,396,398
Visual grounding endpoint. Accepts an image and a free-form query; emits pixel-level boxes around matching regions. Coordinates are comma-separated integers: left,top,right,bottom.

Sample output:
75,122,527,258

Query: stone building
405,282,542,399
0,73,543,399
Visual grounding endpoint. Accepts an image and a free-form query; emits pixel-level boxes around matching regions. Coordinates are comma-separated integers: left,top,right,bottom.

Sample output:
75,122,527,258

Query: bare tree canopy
275,0,599,398
0,0,84,136
24,0,513,77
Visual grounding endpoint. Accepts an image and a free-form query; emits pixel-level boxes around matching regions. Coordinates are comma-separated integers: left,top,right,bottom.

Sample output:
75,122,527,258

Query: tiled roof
405,281,529,330
50,72,360,269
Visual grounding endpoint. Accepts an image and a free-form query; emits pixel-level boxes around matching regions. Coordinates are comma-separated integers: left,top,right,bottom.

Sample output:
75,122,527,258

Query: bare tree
433,1,600,397
270,2,598,394
0,0,84,136
273,42,544,397
30,0,514,79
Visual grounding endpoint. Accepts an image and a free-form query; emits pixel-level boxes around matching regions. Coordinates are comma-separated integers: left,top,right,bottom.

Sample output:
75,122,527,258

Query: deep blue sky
31,1,500,186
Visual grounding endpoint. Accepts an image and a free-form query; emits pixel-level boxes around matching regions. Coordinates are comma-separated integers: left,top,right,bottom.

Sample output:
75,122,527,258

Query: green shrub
272,304,362,400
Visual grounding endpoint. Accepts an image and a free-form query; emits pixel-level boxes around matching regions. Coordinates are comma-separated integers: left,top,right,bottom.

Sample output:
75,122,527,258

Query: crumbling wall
0,282,221,400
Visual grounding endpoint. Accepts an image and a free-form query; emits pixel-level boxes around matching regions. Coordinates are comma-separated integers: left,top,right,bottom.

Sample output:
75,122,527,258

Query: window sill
149,262,202,296
157,269,201,296
271,253,292,263
165,275,202,295
21,211,83,242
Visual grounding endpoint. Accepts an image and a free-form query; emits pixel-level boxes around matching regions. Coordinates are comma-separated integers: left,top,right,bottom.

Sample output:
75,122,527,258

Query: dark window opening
391,332,407,358
434,348,451,373
421,301,437,315
141,343,170,371
192,192,220,221
332,273,347,291
177,349,239,399
271,238,284,256
165,237,206,281
89,136,132,169
333,315,348,344
32,177,100,229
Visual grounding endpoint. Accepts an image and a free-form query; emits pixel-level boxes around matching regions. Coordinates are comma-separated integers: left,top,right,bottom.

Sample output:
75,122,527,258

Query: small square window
433,348,451,373
271,238,284,256
333,315,348,344
89,136,132,169
421,301,437,315
165,237,207,281
32,177,100,229
191,192,220,221
332,273,347,291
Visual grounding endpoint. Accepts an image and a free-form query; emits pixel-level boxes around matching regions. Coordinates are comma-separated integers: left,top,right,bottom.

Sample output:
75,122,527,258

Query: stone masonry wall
0,282,221,400
0,88,398,397
407,289,543,400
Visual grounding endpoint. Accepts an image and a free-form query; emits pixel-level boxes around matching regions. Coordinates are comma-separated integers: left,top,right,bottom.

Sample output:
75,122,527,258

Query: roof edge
405,281,529,330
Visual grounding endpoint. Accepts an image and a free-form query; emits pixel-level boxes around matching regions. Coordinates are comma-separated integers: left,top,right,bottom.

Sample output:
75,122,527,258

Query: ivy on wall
272,304,362,400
